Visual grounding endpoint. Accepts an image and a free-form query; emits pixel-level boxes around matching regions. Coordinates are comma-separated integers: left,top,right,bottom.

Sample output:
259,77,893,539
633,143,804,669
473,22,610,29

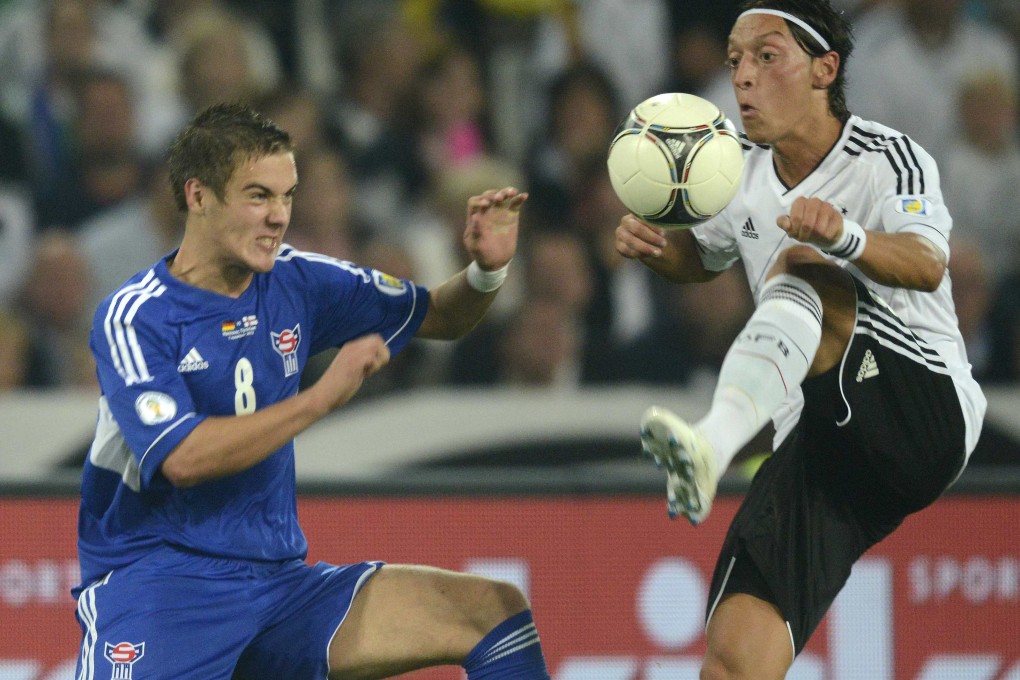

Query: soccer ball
607,92,744,229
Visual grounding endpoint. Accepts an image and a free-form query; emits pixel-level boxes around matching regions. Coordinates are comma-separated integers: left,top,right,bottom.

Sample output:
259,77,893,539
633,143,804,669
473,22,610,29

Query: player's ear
184,178,206,213
812,51,839,90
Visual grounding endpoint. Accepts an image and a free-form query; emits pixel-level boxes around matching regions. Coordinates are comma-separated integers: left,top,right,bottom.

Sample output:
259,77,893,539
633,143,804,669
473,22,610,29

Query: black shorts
706,278,968,654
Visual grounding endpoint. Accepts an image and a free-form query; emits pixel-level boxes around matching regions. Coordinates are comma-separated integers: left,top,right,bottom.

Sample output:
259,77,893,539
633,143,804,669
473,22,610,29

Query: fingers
776,197,840,242
365,337,391,375
341,334,390,376
317,335,390,411
467,187,528,215
364,340,390,376
616,214,668,259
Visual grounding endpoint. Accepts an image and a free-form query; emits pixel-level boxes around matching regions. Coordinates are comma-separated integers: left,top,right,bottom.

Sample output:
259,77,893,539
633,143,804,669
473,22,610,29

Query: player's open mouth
256,237,278,250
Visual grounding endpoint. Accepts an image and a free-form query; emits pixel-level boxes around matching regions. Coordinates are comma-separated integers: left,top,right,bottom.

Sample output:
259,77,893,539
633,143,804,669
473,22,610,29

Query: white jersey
691,115,986,456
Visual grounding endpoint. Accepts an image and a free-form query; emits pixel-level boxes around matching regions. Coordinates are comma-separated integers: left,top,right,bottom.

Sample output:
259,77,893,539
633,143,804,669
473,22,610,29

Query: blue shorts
75,545,382,680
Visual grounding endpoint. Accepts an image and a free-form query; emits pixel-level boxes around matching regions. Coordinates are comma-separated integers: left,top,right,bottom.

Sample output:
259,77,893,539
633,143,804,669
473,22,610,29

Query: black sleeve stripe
881,146,905,194
890,140,914,194
900,136,926,194
846,127,926,196
848,132,907,194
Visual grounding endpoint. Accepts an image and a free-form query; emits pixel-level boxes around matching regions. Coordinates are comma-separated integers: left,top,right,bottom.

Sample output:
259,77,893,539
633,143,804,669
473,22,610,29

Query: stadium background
2,0,1020,678
2,386,1019,679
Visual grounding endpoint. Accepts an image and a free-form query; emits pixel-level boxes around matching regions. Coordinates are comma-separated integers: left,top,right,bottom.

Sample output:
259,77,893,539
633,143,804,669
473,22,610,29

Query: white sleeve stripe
103,270,155,380
111,281,162,385
104,271,156,383
278,245,420,345
384,283,417,346
140,412,198,469
103,272,165,386
276,246,372,282
123,285,167,384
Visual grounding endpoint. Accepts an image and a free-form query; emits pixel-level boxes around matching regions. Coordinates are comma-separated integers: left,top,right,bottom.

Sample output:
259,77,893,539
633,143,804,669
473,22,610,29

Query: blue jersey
76,245,429,592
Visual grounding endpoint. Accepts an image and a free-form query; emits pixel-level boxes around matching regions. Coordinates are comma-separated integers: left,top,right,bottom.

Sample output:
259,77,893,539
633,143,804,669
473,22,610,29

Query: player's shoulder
272,244,373,284
840,115,940,178
737,134,781,182
93,263,178,332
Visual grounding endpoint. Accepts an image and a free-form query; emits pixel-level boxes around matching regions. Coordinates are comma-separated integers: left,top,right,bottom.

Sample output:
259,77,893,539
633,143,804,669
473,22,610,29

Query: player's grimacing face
208,151,297,273
727,14,816,143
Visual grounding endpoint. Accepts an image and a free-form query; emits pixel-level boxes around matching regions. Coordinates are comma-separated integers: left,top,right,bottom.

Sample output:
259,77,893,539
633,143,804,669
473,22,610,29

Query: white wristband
466,260,509,292
822,219,867,261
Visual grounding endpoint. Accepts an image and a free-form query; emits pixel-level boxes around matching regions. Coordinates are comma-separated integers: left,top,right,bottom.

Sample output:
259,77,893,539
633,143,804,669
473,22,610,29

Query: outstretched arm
416,186,527,340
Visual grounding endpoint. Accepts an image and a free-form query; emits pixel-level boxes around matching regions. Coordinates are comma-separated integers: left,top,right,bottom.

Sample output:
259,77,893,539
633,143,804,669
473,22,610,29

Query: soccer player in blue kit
74,103,550,679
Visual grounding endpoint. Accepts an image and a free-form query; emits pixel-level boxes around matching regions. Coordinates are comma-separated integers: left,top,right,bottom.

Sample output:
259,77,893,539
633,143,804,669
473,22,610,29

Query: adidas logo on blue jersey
177,347,209,373
741,218,758,239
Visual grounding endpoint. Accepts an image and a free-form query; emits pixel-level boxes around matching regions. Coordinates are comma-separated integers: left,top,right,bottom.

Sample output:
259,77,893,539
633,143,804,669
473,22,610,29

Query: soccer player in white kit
75,103,550,679
615,1,986,678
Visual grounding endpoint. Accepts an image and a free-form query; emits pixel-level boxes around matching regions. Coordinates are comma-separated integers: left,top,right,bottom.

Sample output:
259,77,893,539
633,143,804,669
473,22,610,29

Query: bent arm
778,198,947,292
416,187,524,340
616,214,720,284
852,230,946,292
644,229,722,284
161,391,327,488
415,270,499,340
161,334,389,488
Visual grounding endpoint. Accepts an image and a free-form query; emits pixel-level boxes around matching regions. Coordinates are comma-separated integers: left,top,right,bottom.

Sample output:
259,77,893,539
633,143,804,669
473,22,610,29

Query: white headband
738,8,832,52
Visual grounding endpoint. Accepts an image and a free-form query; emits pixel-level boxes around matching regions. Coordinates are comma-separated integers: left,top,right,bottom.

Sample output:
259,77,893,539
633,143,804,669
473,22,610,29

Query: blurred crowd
0,0,1018,398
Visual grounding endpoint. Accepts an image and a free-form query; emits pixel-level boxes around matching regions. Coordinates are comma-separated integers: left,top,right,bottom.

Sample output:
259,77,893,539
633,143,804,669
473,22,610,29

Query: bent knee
770,245,831,276
769,247,854,298
481,577,530,619
440,572,530,636
701,653,735,680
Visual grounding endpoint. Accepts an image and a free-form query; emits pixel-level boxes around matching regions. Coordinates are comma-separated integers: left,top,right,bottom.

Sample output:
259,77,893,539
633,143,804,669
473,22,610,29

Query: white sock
697,274,823,477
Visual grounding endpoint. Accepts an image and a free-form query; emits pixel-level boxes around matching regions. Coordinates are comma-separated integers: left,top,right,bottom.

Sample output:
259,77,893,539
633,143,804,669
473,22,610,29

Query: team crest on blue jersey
271,324,301,377
105,641,145,679
222,314,258,340
372,269,406,296
134,392,177,425
895,198,932,216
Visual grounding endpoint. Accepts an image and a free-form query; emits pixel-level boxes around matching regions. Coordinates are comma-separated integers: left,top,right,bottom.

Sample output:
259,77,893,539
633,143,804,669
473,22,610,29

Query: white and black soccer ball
607,92,744,229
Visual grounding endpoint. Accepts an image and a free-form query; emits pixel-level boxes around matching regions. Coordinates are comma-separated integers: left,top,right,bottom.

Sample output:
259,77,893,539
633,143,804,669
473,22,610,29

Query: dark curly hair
738,0,855,122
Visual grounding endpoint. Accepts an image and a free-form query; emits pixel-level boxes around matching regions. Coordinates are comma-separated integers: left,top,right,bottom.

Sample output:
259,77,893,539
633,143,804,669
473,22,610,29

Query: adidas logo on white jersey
855,349,879,382
741,218,758,239
178,347,209,373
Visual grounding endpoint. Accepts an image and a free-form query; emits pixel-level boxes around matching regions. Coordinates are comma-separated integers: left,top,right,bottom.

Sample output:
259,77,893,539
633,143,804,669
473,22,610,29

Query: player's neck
167,244,254,298
771,114,844,188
